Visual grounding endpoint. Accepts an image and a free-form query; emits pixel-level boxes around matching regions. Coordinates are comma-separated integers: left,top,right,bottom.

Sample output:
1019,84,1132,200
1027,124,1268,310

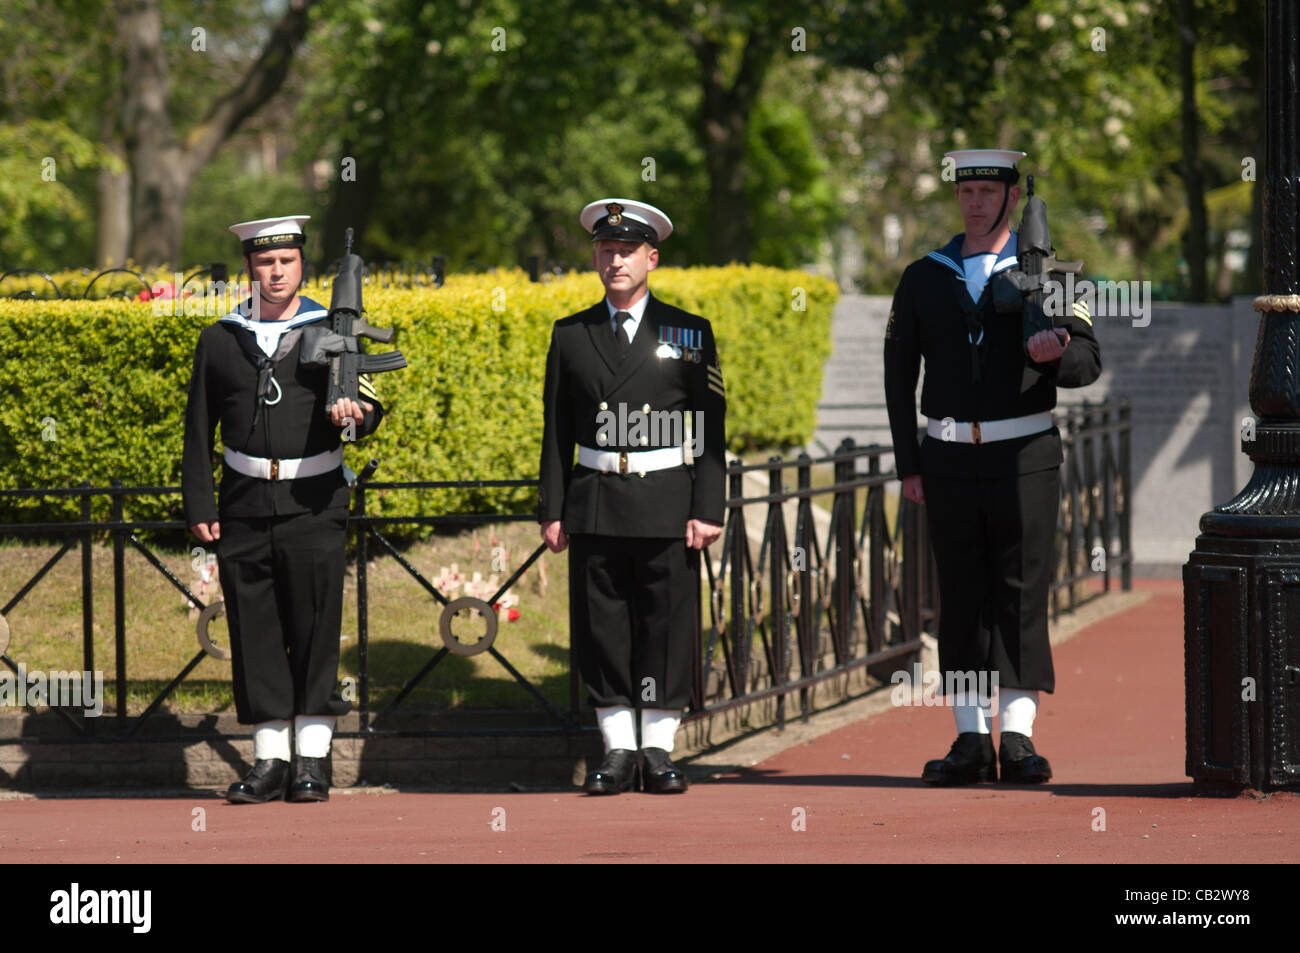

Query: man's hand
1027,327,1070,364
330,398,374,429
541,519,568,553
191,521,221,543
686,518,723,550
901,475,925,505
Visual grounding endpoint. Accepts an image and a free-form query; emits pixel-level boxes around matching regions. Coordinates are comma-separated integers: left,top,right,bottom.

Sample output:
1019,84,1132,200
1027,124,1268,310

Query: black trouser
921,468,1060,694
569,534,696,710
217,509,353,724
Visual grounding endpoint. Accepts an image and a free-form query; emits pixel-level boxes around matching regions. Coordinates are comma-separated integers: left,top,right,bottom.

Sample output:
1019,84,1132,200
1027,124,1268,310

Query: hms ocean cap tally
580,198,673,244
944,149,1027,183
229,215,311,254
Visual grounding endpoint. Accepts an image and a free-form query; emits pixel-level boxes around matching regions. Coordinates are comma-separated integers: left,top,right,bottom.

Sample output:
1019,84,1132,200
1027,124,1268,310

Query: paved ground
1,580,1295,865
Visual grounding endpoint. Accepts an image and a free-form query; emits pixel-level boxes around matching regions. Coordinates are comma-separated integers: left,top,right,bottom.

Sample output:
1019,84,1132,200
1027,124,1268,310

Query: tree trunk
118,0,179,267
690,30,775,265
1178,0,1209,301
115,0,316,268
129,146,189,268
698,104,752,264
95,121,131,268
321,143,382,267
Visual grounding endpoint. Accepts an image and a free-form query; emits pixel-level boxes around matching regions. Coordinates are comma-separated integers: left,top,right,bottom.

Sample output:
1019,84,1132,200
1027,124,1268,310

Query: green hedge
0,266,836,525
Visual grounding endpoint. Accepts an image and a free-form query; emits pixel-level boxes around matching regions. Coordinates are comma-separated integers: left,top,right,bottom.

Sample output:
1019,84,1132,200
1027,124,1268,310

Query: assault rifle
994,176,1084,357
300,228,407,413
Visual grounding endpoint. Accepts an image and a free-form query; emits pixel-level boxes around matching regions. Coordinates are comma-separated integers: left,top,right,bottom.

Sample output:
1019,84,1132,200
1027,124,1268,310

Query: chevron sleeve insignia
706,363,725,397
359,374,379,402
1072,298,1093,326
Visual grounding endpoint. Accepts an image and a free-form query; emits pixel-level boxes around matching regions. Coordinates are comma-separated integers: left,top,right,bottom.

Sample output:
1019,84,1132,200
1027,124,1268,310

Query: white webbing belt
224,447,344,481
925,411,1053,445
577,444,685,475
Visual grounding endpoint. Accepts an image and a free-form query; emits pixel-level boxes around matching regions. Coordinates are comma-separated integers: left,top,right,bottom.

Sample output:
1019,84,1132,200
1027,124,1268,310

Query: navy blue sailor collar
219,294,328,328
925,230,1019,278
219,295,329,357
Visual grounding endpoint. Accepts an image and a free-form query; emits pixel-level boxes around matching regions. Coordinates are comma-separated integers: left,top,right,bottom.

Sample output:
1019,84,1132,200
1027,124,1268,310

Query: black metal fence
813,399,1133,612
1052,401,1133,614
0,401,1131,745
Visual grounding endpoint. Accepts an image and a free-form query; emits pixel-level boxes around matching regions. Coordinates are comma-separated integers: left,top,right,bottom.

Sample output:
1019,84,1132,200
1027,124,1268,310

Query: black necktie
613,311,632,358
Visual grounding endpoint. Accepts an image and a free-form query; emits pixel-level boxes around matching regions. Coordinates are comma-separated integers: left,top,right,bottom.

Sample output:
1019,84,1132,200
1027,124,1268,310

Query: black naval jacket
182,296,384,525
884,233,1101,479
539,294,726,538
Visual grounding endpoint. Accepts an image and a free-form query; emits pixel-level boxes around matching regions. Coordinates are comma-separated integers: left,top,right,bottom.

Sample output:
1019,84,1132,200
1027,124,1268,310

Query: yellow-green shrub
0,266,835,527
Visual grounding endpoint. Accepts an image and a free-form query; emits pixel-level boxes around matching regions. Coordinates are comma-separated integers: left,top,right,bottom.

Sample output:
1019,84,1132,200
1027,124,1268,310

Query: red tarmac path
1,580,1296,864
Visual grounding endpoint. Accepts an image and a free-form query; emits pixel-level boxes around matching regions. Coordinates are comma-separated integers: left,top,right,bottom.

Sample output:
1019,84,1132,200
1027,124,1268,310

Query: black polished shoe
640,747,688,794
287,756,331,802
583,749,639,795
226,758,290,804
999,731,1052,784
921,732,997,786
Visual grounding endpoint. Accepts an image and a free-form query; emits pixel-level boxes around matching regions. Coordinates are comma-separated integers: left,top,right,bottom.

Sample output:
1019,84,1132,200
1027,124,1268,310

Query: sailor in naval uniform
539,199,726,794
883,150,1101,785
182,215,384,803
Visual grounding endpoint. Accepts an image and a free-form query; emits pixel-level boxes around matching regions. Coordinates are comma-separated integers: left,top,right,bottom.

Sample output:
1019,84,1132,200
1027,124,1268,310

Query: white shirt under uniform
605,291,650,343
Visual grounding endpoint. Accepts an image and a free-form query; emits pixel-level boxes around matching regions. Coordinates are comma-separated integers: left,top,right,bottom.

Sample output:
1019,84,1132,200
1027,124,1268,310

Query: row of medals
657,343,705,363
656,327,704,363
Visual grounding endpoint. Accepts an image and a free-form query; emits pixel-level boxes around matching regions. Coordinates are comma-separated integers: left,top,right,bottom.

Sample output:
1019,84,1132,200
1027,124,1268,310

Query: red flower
507,608,521,622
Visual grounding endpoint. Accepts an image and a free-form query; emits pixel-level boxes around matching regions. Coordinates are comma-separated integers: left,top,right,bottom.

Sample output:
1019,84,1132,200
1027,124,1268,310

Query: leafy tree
301,0,705,269
743,83,837,269
0,120,111,269
0,1,121,268
809,0,1256,298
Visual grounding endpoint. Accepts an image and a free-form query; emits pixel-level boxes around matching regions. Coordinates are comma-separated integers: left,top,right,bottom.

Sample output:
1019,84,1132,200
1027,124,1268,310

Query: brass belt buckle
971,422,982,445
618,451,628,476
270,458,281,480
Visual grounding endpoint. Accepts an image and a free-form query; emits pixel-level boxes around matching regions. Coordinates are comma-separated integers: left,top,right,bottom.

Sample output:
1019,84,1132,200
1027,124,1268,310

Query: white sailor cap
944,149,1027,183
580,199,673,244
229,215,310,254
